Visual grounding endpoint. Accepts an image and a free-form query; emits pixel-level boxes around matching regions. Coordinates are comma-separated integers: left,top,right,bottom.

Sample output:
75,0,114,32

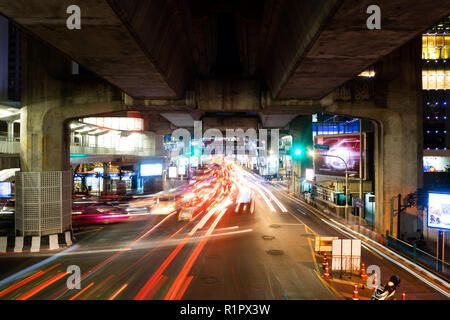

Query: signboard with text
427,192,450,230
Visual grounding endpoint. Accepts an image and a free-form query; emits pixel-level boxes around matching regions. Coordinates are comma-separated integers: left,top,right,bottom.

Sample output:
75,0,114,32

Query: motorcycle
371,275,401,300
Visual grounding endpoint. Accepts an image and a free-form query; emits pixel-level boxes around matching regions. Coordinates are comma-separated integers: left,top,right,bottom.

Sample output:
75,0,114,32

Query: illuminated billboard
427,192,450,230
423,156,450,172
0,182,11,198
140,163,163,177
314,135,365,178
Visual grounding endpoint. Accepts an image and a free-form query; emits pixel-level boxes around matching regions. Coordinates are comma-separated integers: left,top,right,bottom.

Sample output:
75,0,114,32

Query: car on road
234,189,254,214
178,207,196,221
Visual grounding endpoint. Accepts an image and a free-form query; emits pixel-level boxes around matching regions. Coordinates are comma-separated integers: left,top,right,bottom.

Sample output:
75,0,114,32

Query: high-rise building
422,15,450,173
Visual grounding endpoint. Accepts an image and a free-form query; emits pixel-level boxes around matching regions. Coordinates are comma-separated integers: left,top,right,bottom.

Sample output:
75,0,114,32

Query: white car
178,207,195,221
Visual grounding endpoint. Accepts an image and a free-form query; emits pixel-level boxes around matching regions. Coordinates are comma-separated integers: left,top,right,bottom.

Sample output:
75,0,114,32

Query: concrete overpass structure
0,0,449,237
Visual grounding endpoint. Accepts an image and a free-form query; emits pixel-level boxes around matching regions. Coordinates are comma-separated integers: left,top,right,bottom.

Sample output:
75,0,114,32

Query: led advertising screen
314,135,365,178
140,163,163,177
0,182,11,198
423,156,450,172
427,192,450,230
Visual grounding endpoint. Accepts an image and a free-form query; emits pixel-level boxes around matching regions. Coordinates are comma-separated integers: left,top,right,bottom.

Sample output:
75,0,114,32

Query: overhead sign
314,144,330,150
140,163,163,177
427,192,450,230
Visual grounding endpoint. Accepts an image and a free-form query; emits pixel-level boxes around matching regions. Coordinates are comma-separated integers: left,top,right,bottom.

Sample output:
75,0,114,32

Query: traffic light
191,144,200,156
291,145,304,159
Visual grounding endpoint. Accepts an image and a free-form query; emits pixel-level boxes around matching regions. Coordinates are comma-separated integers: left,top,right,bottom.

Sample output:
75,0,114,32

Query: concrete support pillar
7,121,14,141
102,163,110,196
374,38,423,238
16,33,125,236
326,37,423,237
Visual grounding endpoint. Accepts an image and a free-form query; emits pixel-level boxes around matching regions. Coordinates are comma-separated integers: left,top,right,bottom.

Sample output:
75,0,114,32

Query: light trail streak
108,283,128,300
0,245,79,290
0,264,60,298
82,275,115,300
135,186,233,300
69,282,95,300
321,218,450,297
52,212,176,300
164,207,229,300
17,272,68,300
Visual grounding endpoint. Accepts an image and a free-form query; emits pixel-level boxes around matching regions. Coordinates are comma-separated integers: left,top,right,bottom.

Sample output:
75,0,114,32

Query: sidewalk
272,185,450,297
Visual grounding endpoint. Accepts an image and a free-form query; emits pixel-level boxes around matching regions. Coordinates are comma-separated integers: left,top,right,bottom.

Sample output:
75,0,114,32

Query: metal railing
386,232,450,279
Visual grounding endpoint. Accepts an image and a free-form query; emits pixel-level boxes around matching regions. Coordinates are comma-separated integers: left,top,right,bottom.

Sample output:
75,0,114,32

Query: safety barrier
386,232,450,279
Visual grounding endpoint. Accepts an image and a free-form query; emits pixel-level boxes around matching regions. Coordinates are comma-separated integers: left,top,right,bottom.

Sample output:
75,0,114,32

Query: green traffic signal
294,149,301,156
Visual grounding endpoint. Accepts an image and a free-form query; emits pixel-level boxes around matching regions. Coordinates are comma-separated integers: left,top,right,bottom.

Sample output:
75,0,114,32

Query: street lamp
310,150,350,222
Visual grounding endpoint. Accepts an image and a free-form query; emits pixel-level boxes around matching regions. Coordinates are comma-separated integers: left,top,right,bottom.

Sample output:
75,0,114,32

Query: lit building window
358,68,375,78
422,69,450,90
422,35,450,60
81,117,144,131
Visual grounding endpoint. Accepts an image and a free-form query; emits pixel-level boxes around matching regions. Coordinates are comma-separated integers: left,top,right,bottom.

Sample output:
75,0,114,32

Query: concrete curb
0,230,74,253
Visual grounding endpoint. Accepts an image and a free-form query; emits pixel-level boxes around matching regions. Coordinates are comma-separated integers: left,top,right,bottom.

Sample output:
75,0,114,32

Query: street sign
314,144,330,150
354,199,364,208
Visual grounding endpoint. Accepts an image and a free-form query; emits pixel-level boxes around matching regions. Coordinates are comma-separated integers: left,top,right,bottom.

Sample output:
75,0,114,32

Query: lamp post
310,151,349,221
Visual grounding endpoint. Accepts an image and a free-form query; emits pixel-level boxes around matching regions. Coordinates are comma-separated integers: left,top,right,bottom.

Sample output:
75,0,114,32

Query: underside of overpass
1,1,449,237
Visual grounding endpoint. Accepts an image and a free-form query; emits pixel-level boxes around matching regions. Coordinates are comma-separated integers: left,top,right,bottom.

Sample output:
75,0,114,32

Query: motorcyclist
383,275,400,296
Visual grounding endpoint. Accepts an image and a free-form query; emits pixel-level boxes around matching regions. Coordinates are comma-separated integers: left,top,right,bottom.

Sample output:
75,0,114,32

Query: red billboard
314,135,365,178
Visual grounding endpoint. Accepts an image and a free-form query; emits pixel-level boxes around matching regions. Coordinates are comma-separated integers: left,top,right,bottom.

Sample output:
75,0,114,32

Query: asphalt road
0,165,448,300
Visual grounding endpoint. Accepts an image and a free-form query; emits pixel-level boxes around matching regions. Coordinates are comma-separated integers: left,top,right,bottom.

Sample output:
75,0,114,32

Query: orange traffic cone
402,293,406,300
352,284,359,300
322,255,328,269
360,263,368,281
372,273,378,291
323,263,331,280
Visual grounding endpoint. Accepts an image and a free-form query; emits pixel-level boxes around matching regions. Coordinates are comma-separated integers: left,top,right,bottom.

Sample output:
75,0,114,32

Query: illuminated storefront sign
168,166,177,179
423,156,450,172
140,163,163,177
305,168,315,182
428,192,450,230
314,135,365,178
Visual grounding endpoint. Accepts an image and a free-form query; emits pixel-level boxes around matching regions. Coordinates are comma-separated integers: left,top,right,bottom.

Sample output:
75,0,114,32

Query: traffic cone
402,293,406,300
352,284,359,300
323,263,331,280
322,255,328,269
360,263,368,281
372,273,378,291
